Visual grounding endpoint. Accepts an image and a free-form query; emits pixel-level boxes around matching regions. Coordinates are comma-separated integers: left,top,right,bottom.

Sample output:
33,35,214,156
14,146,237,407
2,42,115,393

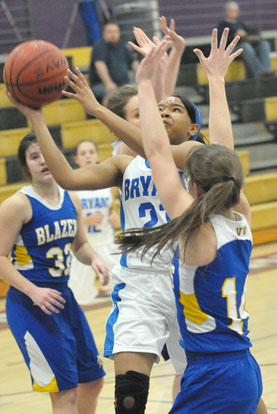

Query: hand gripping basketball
3,40,69,108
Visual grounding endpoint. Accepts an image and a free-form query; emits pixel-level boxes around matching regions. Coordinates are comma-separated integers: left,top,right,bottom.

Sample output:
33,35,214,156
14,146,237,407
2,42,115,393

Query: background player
68,139,120,304
0,134,108,414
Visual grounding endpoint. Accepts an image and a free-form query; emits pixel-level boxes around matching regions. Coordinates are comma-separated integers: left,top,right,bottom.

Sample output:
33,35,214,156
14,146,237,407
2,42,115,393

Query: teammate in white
68,139,120,304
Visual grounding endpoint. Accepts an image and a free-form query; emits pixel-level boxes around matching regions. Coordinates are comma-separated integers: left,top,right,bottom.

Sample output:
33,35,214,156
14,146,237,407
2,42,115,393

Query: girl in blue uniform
0,134,108,414
116,38,263,413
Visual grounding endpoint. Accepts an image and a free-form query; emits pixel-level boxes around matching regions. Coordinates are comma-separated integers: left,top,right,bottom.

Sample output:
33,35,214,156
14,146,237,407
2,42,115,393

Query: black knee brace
114,370,150,414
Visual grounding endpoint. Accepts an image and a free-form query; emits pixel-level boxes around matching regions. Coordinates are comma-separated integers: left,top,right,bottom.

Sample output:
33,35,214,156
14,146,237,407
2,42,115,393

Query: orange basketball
3,40,69,109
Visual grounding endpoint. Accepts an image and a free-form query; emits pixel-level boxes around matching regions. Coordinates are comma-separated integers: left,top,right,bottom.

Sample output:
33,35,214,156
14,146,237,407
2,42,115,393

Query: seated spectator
217,1,273,78
89,21,139,104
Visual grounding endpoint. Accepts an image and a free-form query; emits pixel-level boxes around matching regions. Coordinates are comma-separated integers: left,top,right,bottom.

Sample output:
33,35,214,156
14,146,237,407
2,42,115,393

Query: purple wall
1,0,276,54
0,0,87,54
30,0,87,49
109,0,277,38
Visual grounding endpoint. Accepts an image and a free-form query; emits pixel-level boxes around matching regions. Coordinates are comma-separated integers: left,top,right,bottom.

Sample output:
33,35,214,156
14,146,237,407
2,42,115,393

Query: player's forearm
93,105,146,157
208,76,234,150
138,79,171,160
27,112,76,188
164,48,183,97
0,256,36,297
152,65,165,102
72,242,98,266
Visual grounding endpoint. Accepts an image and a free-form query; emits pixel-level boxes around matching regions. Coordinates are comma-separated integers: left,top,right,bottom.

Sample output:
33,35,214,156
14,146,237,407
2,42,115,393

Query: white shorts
69,240,119,305
104,265,187,375
68,258,98,305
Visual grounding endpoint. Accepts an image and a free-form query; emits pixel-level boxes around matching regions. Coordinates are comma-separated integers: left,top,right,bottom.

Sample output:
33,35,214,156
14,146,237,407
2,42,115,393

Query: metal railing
0,0,33,48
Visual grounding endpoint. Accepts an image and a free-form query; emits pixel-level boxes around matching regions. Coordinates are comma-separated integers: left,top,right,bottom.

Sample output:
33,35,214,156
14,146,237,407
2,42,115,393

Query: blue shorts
169,349,262,414
6,284,105,392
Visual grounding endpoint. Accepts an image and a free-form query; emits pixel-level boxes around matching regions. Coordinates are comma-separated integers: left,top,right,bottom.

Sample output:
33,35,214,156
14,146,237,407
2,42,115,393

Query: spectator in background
217,1,273,78
89,21,139,104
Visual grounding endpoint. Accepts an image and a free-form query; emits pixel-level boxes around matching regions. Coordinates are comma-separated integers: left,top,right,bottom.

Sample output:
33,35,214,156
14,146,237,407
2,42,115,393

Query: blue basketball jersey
120,155,184,271
171,213,253,354
11,185,77,284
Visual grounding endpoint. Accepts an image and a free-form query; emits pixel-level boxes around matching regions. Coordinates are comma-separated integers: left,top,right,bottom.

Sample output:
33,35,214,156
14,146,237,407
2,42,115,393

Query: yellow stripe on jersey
179,291,209,324
13,244,33,267
33,376,59,393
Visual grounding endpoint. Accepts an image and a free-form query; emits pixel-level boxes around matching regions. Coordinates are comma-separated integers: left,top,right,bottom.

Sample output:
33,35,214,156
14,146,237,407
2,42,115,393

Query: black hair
174,95,206,144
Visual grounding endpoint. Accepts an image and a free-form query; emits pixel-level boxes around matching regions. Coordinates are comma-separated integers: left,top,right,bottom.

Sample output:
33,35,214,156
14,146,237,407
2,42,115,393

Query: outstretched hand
160,16,185,54
135,38,172,85
194,28,243,79
128,27,160,57
62,68,101,116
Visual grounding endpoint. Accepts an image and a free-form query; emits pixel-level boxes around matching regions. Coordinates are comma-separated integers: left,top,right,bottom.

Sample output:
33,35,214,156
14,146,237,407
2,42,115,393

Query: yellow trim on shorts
33,376,59,393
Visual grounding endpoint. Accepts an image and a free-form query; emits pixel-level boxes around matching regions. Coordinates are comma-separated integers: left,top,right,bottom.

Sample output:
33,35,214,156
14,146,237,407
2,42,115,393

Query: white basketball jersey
120,155,183,271
75,188,114,244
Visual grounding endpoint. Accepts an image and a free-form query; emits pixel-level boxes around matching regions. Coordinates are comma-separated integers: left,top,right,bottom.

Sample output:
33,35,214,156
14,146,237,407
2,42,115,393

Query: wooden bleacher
62,46,91,72
61,119,115,148
197,60,246,86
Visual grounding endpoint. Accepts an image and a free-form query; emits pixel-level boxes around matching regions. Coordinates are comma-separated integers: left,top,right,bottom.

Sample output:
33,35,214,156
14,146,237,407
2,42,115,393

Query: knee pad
115,370,149,414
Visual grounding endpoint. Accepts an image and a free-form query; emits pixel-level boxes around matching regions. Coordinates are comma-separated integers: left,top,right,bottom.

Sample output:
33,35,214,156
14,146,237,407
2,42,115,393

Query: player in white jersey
8,27,261,414
0,134,108,414
117,36,267,414
68,139,120,304
97,21,197,399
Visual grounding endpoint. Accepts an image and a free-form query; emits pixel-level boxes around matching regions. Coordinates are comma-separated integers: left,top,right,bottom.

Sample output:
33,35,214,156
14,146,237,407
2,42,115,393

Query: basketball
3,40,69,108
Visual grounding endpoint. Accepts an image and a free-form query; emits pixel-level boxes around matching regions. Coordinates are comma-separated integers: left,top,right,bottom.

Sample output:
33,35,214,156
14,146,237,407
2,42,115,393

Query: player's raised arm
63,68,146,157
194,28,242,149
136,40,194,220
5,92,129,191
159,16,186,97
128,17,185,101
128,25,166,101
